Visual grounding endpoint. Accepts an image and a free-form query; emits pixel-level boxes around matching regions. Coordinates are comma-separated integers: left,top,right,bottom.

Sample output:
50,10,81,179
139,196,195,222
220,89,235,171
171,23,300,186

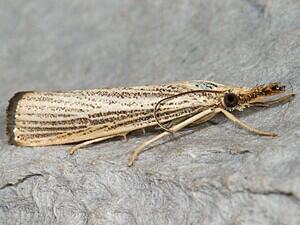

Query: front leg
215,108,276,136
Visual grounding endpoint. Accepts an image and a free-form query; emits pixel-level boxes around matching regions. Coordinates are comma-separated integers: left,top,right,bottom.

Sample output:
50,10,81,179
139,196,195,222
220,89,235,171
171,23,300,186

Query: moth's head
221,82,291,111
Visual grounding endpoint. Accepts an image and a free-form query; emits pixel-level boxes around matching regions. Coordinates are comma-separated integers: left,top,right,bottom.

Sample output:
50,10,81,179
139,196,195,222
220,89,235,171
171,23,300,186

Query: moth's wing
6,91,96,146
6,83,221,146
6,88,174,146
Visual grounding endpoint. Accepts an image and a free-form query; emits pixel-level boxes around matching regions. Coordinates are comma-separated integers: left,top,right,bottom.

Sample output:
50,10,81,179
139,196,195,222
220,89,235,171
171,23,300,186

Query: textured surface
0,0,300,224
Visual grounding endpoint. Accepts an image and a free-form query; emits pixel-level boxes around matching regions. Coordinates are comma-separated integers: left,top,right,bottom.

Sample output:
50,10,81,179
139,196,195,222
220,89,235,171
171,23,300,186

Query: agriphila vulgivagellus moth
6,80,295,166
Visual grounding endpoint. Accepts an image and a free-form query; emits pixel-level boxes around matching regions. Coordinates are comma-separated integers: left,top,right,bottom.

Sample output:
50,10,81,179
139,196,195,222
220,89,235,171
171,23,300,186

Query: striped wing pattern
6,81,222,146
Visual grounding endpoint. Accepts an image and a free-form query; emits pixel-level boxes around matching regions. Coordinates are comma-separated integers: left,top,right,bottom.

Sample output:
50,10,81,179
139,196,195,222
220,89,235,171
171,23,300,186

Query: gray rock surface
0,0,299,224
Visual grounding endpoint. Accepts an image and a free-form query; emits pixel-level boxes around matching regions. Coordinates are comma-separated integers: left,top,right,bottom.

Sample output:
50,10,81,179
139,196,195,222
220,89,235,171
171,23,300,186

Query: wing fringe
6,91,32,145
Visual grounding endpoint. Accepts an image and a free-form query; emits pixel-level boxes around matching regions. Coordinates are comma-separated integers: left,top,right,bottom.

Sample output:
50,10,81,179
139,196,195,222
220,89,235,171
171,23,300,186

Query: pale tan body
6,80,294,166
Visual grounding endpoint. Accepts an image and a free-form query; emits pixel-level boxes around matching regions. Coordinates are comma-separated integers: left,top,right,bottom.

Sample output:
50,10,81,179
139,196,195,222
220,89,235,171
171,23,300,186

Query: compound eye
224,93,239,107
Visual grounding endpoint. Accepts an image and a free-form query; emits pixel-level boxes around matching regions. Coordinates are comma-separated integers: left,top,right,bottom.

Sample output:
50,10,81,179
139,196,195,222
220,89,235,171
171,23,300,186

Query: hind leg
69,135,123,155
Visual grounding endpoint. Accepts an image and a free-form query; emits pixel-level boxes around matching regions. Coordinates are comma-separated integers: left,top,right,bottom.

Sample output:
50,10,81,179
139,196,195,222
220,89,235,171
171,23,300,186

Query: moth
6,80,295,166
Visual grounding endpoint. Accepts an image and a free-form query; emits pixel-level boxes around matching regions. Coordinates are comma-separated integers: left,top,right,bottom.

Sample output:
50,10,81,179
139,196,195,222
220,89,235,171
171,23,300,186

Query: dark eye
224,93,239,107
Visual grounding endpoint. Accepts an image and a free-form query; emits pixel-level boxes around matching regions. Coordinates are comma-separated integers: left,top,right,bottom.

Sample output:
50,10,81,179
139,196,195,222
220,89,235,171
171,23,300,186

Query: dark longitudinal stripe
20,105,85,113
16,117,91,126
18,132,70,140
24,88,180,102
19,113,77,118
89,88,180,98
17,125,88,132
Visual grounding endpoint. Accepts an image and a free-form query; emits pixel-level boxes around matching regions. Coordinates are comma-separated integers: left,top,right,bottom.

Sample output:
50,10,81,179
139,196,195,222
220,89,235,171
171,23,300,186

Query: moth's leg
153,117,186,131
189,111,218,126
122,132,129,142
69,135,117,155
128,108,216,166
162,117,187,129
141,128,146,135
251,94,295,107
215,108,277,136
128,132,169,166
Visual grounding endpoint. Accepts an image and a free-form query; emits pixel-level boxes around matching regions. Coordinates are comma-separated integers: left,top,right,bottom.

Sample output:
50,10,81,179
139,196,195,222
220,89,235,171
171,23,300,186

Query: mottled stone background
0,0,299,224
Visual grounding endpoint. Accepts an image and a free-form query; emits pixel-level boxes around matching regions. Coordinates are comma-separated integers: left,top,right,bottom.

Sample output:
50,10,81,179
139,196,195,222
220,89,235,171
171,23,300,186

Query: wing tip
6,91,32,145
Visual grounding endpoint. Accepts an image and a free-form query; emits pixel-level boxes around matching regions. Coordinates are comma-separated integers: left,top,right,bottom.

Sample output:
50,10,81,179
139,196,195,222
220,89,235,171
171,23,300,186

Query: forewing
6,82,221,146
